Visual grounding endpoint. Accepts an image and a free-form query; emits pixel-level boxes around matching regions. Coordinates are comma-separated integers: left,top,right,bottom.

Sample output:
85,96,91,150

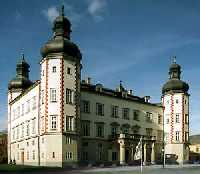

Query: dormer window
52,66,56,73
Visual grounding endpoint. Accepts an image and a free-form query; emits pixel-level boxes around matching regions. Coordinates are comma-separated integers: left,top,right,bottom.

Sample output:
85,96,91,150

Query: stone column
143,143,146,165
151,142,155,164
119,143,125,165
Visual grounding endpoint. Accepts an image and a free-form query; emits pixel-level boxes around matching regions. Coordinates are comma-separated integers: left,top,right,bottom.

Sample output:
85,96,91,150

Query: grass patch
0,164,62,173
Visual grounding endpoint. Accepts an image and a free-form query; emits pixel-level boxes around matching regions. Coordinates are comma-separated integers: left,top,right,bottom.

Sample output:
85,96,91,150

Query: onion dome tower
162,57,190,164
8,53,33,93
39,6,82,167
162,57,189,94
40,5,81,60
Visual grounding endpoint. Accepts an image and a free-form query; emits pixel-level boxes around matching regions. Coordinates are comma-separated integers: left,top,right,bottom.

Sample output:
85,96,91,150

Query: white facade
162,93,189,163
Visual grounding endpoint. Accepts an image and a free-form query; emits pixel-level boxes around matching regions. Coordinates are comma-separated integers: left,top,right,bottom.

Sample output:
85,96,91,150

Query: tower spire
172,56,176,64
61,5,64,17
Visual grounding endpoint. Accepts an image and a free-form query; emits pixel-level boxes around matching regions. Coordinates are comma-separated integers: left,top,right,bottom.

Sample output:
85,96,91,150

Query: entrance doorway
125,149,129,162
21,151,24,165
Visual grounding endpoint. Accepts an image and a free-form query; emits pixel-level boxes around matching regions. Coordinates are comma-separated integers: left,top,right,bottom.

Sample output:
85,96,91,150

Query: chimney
144,96,150,103
86,77,91,85
128,90,133,95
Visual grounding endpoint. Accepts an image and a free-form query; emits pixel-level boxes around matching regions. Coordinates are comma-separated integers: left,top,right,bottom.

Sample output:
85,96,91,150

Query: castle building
7,6,190,167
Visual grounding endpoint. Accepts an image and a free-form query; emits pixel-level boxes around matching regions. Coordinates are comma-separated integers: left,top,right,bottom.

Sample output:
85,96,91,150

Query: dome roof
41,37,81,59
8,55,33,91
162,79,189,94
162,57,189,94
8,77,33,90
40,5,81,60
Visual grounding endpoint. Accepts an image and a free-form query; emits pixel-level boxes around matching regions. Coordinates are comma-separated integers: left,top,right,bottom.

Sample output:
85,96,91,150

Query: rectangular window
81,121,90,136
158,114,162,124
27,151,29,160
21,124,24,138
175,131,180,141
175,114,180,123
32,150,35,160
51,116,57,130
112,152,117,161
50,88,57,102
82,151,88,161
32,119,36,134
66,152,73,160
52,66,56,73
16,127,19,139
21,104,25,116
146,112,153,122
26,100,30,113
66,116,74,131
96,103,104,116
26,122,30,136
96,124,104,137
122,108,129,119
185,132,189,142
111,105,118,118
133,110,140,121
32,96,36,110
66,136,72,144
185,114,189,124
175,99,179,104
111,126,117,137
82,100,90,113
66,89,74,104
52,152,55,158
17,106,20,118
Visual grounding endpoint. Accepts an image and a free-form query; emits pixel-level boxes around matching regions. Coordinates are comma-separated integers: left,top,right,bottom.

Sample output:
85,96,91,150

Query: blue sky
0,0,200,134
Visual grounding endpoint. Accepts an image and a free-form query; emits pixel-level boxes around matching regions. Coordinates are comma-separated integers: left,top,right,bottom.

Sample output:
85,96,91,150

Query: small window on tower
67,67,71,75
52,66,56,73
176,99,179,104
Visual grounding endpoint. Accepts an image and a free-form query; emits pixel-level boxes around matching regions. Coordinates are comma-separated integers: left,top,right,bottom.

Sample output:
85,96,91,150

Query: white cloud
87,0,107,21
43,6,59,23
42,4,81,28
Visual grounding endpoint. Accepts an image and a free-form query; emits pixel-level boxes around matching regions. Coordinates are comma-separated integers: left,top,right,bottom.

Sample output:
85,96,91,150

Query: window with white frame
122,108,130,120
32,96,36,110
26,123,30,136
158,114,162,124
50,88,57,102
66,136,72,144
175,131,180,141
17,106,20,118
16,126,19,139
21,104,25,116
146,112,153,122
27,151,29,160
21,124,24,138
66,89,74,104
175,114,180,123
32,119,36,134
96,103,104,116
66,152,73,160
52,66,56,73
50,116,57,130
82,100,90,113
111,105,118,118
32,150,35,160
26,100,31,113
66,116,74,131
